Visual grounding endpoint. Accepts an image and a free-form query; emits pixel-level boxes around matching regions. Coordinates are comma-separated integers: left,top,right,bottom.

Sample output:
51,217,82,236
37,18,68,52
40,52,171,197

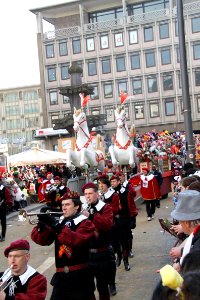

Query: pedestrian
0,177,13,242
31,191,96,300
0,239,47,300
82,182,114,300
150,165,163,208
171,190,200,272
98,175,121,296
110,175,138,271
140,168,161,221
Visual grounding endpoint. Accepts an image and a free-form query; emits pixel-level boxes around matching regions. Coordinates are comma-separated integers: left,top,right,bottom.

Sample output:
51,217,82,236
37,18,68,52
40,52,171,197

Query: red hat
116,171,125,177
142,168,149,172
54,176,61,181
47,172,52,176
97,174,109,181
60,191,80,201
82,182,98,193
4,239,30,257
110,175,120,181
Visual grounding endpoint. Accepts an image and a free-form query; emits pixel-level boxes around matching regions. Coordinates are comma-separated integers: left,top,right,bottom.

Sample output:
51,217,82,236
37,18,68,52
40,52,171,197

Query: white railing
44,26,81,40
127,8,170,24
84,18,124,32
184,1,200,14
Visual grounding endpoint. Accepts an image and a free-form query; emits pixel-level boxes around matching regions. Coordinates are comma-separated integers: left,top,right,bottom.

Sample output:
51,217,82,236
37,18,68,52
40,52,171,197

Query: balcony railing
43,0,200,40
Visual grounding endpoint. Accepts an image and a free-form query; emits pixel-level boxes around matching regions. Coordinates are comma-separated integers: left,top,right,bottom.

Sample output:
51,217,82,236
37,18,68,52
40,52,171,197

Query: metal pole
177,0,195,165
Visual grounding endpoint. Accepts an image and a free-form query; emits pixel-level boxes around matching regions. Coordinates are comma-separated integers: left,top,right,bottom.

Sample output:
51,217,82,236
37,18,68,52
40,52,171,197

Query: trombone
18,209,63,225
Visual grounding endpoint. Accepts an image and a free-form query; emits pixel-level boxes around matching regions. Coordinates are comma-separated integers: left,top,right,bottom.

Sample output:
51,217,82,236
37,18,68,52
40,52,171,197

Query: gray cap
171,190,200,221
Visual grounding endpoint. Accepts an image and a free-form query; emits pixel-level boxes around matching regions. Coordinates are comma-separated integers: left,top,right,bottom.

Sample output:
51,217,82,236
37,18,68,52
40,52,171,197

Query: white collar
140,174,154,181
104,188,115,199
95,200,106,211
2,265,36,285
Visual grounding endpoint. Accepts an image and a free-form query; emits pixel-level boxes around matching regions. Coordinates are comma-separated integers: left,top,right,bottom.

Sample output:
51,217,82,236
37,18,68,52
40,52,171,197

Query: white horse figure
66,108,105,171
109,106,138,168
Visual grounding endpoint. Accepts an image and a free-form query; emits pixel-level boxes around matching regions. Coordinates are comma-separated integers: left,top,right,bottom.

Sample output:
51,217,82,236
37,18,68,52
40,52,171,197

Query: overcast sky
0,0,67,89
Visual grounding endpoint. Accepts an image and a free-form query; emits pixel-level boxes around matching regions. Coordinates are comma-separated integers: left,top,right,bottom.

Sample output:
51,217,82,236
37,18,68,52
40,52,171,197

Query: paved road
0,196,177,300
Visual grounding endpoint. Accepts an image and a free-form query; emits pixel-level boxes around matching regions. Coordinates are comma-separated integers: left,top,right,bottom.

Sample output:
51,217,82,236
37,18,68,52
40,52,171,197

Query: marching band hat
60,191,80,200
47,172,52,175
97,174,109,180
171,190,200,221
54,176,61,180
82,182,98,192
110,174,120,181
142,168,149,172
4,239,30,257
116,171,125,176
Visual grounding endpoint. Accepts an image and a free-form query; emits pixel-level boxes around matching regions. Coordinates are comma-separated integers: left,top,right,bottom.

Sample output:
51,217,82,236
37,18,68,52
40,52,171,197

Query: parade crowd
0,129,200,299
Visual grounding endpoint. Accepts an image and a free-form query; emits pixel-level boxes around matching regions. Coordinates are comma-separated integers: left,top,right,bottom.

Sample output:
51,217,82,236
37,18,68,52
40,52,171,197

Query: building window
49,90,58,105
149,102,159,118
72,38,81,54
159,22,169,39
193,43,200,60
192,16,200,33
61,64,70,80
47,67,56,82
118,80,127,94
63,95,70,104
144,26,154,42
161,47,171,65
105,107,115,122
129,30,138,44
129,0,169,15
116,56,126,72
145,50,156,68
147,76,158,93
176,46,180,63
88,61,97,76
163,73,173,90
102,58,111,74
45,44,54,58
100,35,109,49
114,33,124,47
5,105,20,116
134,103,144,119
132,78,142,94
195,69,200,86
178,71,182,89
24,103,39,114
91,108,100,115
89,7,123,23
86,37,95,51
165,98,175,116
197,95,200,113
130,53,140,70
175,20,178,37
59,41,68,56
104,82,113,98
90,85,99,100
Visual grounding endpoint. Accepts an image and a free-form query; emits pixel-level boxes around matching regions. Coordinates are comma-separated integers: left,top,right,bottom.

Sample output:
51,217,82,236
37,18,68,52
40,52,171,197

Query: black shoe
124,261,131,271
156,205,160,208
1,237,5,242
109,284,117,296
129,250,134,258
116,256,122,267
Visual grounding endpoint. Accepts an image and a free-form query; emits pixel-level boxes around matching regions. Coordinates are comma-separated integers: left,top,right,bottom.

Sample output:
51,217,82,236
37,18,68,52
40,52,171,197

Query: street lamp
177,0,196,165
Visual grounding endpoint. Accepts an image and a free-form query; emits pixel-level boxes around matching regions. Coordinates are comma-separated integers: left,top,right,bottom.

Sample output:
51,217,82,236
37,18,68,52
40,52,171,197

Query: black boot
116,252,122,267
109,283,117,296
123,258,130,271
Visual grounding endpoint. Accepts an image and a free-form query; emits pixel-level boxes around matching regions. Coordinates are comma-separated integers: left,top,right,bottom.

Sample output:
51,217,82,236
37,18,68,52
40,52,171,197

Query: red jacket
140,174,161,200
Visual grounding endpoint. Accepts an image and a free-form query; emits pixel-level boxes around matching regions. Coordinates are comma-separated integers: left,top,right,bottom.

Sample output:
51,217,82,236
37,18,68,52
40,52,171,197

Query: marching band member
31,191,95,300
110,175,138,271
97,175,121,296
0,239,47,300
82,182,114,300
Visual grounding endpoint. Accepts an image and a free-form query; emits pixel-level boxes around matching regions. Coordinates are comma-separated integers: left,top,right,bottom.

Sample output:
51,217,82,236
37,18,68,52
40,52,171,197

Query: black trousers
0,209,6,238
145,200,156,218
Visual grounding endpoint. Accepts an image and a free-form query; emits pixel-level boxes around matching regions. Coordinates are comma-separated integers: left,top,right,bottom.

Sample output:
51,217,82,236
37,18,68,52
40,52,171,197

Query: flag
120,90,132,104
79,93,90,107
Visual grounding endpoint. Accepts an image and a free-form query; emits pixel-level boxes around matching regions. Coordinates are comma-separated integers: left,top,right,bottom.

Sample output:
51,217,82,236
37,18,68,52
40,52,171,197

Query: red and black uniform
31,213,95,300
0,265,47,300
87,200,114,300
0,182,12,241
140,174,161,218
113,184,138,269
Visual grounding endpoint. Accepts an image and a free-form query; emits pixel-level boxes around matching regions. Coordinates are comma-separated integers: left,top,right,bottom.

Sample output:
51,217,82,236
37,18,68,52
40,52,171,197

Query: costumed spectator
82,182,114,300
38,172,54,203
31,191,95,300
0,239,47,299
98,175,121,296
110,175,138,271
116,171,137,258
171,190,200,272
150,165,163,208
140,168,161,221
0,178,12,242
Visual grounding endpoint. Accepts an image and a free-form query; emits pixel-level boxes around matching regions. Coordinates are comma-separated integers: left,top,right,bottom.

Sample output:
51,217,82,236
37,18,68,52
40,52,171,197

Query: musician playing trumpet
31,191,96,300
0,239,47,300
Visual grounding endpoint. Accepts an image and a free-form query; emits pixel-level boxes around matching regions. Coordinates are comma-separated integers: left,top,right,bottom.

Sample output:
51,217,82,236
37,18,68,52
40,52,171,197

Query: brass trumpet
18,209,63,225
0,265,14,291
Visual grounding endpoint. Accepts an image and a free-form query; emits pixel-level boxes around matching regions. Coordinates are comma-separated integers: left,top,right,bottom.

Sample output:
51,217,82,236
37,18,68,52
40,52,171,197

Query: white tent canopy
8,145,67,167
